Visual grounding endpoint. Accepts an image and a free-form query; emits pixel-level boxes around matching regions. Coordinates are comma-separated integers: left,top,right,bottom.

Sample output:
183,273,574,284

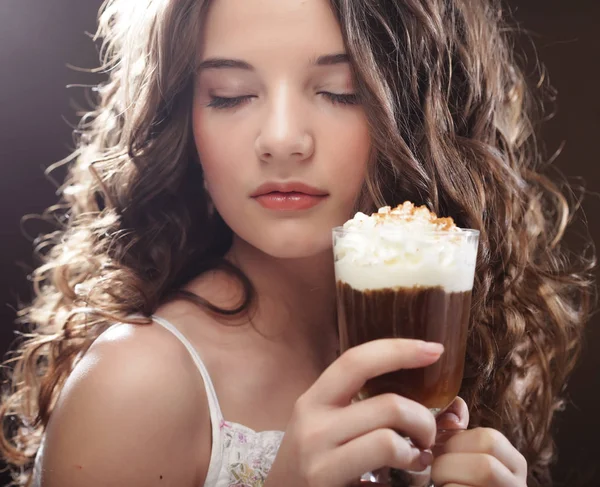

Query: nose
255,84,315,164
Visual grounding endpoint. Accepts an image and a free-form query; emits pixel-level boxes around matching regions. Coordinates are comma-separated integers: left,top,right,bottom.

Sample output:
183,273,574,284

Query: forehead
199,0,345,59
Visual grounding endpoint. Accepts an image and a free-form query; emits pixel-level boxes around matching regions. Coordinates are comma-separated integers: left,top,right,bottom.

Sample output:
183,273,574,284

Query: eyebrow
312,53,350,66
197,53,349,72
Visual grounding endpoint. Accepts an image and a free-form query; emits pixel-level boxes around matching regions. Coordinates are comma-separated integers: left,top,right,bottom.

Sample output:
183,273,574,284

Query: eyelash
207,95,254,109
322,92,359,106
206,92,359,109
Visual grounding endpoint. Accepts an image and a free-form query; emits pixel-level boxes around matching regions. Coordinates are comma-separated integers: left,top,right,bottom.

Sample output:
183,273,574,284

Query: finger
431,453,518,487
434,397,469,455
309,339,444,405
441,427,528,479
330,393,437,450
308,429,432,486
436,396,469,430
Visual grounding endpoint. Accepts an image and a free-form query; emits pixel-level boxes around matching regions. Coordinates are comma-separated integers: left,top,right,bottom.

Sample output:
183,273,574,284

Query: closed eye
207,95,255,109
207,92,359,110
319,92,359,106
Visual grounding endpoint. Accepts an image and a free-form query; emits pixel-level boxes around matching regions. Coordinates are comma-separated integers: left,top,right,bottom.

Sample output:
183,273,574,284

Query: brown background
0,1,598,485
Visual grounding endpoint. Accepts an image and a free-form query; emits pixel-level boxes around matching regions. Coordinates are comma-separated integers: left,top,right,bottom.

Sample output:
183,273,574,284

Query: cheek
192,107,249,195
326,114,372,204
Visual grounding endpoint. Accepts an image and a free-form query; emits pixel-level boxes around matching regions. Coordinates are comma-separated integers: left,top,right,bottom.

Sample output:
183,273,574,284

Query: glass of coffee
333,202,479,486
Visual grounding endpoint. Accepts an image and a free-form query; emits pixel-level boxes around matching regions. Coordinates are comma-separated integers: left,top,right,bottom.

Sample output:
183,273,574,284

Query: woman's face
192,0,371,259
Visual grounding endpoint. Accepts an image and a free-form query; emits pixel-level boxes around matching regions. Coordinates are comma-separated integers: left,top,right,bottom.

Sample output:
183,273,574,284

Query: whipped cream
334,202,478,292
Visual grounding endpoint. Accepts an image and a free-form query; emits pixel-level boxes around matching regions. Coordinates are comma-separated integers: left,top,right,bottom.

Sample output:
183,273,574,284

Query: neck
226,236,338,362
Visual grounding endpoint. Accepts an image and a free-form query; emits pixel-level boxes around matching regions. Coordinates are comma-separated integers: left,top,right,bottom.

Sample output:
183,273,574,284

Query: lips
251,182,329,197
251,182,329,211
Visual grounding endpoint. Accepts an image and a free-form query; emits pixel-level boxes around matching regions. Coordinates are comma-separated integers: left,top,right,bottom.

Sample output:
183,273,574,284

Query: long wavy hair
1,0,595,485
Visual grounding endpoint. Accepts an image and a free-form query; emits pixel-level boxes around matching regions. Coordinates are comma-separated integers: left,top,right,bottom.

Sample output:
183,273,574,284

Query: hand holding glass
333,226,479,486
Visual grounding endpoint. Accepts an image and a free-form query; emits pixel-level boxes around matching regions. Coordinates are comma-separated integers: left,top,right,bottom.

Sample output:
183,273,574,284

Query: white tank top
152,315,285,487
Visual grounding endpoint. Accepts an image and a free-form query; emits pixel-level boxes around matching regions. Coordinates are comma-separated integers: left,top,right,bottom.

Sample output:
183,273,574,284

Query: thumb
436,396,469,430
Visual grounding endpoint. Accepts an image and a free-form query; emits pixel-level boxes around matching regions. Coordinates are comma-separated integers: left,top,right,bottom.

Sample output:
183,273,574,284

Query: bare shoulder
36,321,211,487
56,321,206,414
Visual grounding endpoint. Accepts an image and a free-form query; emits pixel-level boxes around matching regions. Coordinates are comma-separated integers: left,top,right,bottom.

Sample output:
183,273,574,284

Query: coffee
333,202,478,414
337,283,471,411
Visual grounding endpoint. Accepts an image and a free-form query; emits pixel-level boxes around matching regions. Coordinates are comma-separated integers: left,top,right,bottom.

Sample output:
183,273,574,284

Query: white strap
151,315,224,486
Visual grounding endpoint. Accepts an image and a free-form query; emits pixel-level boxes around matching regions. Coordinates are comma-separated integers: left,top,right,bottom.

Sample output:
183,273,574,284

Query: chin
221,208,343,260
243,231,333,260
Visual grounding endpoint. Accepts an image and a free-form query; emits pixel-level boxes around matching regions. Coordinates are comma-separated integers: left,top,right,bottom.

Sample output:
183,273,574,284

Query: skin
34,0,528,486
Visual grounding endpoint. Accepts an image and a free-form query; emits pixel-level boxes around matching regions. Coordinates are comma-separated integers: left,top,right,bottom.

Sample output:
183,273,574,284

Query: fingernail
419,450,433,468
420,342,444,355
437,412,460,424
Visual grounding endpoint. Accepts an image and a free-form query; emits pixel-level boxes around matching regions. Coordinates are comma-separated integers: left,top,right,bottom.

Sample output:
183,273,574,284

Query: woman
0,0,594,486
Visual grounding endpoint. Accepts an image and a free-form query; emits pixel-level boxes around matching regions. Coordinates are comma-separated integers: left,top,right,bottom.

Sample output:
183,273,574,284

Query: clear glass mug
332,225,479,487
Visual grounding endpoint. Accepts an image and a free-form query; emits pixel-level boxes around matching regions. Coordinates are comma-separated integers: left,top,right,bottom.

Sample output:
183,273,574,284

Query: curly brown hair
1,0,595,486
